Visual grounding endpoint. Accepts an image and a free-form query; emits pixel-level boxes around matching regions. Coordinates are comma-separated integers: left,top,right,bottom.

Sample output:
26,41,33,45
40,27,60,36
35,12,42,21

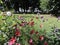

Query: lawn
0,14,60,45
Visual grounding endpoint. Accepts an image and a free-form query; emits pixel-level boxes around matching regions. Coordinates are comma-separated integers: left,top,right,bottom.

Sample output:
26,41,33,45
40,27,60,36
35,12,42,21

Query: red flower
31,19,33,21
29,21,34,26
30,30,35,34
16,43,21,45
15,31,21,36
39,36,44,41
40,24,43,28
35,31,39,34
20,23,25,26
36,16,39,19
16,28,19,31
20,21,27,26
8,37,16,45
44,41,48,45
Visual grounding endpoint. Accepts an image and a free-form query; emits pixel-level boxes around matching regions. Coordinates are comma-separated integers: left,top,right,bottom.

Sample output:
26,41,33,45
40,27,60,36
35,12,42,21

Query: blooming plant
0,14,60,45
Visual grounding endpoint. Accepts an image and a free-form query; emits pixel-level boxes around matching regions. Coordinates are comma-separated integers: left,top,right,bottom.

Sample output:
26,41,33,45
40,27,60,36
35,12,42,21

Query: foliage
48,0,60,14
0,14,60,45
1,0,60,15
0,0,3,4
40,0,50,11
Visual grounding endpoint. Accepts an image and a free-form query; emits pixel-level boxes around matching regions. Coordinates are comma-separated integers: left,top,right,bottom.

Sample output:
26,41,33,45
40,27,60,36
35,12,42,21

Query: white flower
6,11,12,16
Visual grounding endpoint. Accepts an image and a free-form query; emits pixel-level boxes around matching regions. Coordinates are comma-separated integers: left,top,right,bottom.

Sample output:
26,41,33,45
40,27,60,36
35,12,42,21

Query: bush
0,14,60,45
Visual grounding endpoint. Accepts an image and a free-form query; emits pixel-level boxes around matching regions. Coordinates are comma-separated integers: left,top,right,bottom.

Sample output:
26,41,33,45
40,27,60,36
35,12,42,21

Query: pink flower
8,37,16,45
29,39,33,45
16,43,21,45
29,39,33,44
8,42,13,45
18,16,24,20
44,41,48,45
39,36,44,41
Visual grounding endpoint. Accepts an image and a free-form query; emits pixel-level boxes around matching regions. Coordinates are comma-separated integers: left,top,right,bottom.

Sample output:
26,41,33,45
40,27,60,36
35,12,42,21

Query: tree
49,0,60,16
1,0,11,10
40,0,50,13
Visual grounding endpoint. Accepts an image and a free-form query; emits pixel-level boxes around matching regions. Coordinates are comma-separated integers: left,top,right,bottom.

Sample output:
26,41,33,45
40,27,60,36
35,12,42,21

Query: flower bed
0,14,60,45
